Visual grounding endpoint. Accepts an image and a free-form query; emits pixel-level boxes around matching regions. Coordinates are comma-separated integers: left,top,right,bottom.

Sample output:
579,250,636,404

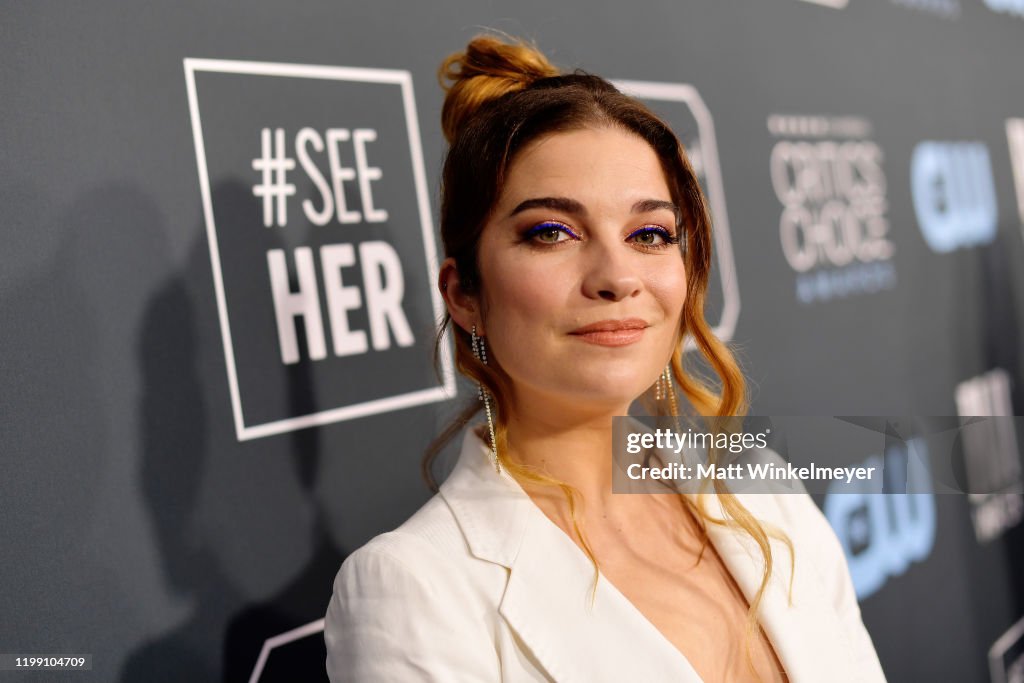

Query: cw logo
985,0,1024,16
911,141,998,253
824,439,936,599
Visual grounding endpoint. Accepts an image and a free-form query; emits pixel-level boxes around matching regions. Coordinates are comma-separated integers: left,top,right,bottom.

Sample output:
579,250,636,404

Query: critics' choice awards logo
1008,119,1024,228
768,115,897,305
955,369,1024,543
824,439,936,600
185,59,454,441
985,0,1024,16
613,80,739,344
911,141,998,253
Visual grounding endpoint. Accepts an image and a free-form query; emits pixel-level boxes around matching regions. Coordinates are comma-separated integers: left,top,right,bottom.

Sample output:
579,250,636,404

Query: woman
325,35,887,683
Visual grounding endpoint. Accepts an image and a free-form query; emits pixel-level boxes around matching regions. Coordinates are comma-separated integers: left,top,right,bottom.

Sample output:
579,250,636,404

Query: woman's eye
628,226,678,248
523,221,578,244
536,227,566,243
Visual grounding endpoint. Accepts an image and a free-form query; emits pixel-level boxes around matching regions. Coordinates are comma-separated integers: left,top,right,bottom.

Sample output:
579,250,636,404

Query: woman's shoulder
332,427,519,597
331,482,512,597
325,492,506,681
337,493,468,578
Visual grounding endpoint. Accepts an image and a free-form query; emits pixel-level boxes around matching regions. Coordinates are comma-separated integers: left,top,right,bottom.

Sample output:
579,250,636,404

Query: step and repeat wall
3,0,1024,681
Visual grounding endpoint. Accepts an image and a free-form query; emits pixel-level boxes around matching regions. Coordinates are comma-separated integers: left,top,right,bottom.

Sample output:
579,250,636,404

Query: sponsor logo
614,80,739,343
955,369,1024,542
798,0,849,8
990,614,1024,683
768,114,897,305
1008,119,1024,228
911,141,998,252
890,0,960,17
824,437,936,599
985,0,1024,17
184,59,455,441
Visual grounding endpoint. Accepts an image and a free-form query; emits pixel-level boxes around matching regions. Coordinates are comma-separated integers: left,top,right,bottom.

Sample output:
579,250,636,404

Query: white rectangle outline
798,0,849,7
183,58,456,441
989,612,1024,683
248,618,324,683
612,80,740,345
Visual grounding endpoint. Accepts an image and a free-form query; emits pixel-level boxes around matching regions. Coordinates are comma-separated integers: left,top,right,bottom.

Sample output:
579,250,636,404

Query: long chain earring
471,325,501,474
656,364,681,436
661,365,680,418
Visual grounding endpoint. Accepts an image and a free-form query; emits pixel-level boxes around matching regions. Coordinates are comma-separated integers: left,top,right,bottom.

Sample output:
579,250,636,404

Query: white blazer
325,428,888,682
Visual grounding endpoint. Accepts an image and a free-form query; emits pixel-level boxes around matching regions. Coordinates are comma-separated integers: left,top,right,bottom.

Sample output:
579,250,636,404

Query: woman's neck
502,391,630,508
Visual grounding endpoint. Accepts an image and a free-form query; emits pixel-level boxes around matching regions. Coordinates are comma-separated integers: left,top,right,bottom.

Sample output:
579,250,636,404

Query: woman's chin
510,372,659,417
558,385,652,415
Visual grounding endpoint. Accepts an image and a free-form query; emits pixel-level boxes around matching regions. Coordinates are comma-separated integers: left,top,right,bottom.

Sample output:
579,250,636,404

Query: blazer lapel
504,509,717,682
695,491,864,683
442,429,701,682
441,429,862,683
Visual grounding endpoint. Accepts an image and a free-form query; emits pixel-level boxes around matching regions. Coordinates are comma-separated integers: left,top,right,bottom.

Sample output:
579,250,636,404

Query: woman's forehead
496,128,674,210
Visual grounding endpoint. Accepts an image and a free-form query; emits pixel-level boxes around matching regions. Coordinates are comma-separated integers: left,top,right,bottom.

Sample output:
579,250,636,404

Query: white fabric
325,428,888,682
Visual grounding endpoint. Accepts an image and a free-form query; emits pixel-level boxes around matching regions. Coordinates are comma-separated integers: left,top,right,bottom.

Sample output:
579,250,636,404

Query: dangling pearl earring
471,325,501,474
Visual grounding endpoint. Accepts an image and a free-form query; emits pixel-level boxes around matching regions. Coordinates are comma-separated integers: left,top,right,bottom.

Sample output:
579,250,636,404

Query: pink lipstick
569,318,649,347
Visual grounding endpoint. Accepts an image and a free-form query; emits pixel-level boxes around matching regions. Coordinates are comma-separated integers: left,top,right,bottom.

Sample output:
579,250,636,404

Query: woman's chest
593,522,789,683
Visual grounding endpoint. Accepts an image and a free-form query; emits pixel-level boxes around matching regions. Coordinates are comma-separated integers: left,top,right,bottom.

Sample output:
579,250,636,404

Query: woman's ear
438,257,483,335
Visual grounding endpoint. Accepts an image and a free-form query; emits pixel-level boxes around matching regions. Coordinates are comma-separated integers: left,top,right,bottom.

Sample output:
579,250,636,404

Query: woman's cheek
499,261,572,313
654,266,686,309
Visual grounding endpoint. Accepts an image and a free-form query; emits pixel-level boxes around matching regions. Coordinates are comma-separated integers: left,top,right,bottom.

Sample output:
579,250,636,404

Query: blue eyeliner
626,226,681,246
522,221,580,241
521,221,680,247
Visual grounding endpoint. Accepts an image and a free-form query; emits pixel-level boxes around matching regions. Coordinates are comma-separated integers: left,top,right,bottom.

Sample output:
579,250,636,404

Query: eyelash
521,221,682,250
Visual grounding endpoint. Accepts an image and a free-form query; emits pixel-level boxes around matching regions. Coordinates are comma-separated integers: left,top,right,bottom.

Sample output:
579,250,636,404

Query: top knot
438,34,560,144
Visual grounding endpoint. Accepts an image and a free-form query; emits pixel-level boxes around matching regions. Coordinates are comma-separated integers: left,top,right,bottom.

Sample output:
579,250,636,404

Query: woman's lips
569,319,649,347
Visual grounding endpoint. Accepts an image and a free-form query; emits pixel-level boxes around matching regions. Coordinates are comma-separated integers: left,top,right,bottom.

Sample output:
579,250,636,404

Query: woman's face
472,125,688,415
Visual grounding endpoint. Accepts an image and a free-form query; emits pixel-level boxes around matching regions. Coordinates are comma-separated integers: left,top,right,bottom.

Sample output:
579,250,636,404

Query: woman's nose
579,237,643,302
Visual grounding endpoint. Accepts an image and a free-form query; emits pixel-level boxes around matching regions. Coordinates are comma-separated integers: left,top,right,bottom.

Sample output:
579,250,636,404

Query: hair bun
438,34,560,144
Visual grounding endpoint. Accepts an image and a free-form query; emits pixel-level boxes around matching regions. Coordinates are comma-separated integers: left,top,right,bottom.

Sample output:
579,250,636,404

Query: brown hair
424,34,794,679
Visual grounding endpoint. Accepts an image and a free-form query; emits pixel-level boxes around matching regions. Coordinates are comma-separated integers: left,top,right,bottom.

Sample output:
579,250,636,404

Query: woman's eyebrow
632,199,680,219
509,194,684,224
508,196,586,218
507,196,679,219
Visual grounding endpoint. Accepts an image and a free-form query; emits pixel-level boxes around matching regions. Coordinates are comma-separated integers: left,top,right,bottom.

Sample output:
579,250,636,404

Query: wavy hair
423,34,794,679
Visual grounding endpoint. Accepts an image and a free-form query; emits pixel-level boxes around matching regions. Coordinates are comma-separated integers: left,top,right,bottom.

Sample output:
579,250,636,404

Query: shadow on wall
0,185,118,679
120,181,346,683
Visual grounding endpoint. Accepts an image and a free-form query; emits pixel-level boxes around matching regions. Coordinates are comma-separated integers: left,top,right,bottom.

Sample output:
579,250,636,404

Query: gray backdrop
3,0,1024,681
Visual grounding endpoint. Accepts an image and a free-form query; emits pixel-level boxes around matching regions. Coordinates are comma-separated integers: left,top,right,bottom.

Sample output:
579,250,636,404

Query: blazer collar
439,427,863,683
